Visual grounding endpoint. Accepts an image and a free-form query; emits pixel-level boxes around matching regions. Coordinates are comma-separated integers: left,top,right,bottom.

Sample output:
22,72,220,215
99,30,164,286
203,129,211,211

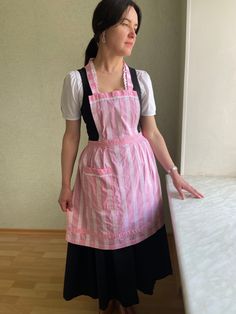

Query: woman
58,1,203,313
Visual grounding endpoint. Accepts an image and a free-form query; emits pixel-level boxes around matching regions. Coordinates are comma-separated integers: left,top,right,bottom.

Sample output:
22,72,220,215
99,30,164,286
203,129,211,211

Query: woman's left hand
170,171,204,200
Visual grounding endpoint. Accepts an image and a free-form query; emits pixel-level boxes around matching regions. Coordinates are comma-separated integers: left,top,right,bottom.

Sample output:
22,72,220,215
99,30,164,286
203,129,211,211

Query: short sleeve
60,70,83,120
136,70,157,116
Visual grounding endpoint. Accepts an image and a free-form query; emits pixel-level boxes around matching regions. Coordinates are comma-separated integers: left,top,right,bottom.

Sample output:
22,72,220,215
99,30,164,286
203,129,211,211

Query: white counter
166,175,236,314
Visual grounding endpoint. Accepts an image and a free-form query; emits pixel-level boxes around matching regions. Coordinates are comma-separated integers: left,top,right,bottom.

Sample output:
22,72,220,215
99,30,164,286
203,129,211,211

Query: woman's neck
92,51,124,74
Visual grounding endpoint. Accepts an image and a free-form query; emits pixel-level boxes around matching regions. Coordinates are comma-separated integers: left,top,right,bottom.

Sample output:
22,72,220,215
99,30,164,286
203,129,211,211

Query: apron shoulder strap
77,67,92,96
77,67,99,140
129,67,142,132
128,67,142,106
77,67,91,118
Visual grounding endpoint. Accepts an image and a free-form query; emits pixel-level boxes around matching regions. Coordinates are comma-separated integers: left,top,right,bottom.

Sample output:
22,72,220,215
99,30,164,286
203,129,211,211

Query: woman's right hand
58,186,73,212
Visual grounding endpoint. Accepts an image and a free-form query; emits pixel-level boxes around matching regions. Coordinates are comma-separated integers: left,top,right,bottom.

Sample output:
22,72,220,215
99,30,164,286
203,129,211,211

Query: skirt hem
63,272,173,309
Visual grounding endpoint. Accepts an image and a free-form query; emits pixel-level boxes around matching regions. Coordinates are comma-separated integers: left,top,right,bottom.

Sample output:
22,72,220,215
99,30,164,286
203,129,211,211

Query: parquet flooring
0,230,185,314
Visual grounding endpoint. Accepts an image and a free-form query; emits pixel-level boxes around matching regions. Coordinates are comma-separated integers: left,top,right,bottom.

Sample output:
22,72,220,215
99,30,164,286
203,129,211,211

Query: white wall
181,0,236,176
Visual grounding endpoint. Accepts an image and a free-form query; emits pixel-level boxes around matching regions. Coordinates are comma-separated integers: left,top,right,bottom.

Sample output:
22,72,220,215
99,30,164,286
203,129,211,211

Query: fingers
58,200,66,212
67,200,73,211
58,199,72,212
184,184,204,199
58,187,73,212
178,182,204,199
176,187,185,200
173,177,204,200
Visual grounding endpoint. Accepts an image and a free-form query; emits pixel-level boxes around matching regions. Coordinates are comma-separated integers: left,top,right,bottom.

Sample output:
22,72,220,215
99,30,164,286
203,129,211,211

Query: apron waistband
87,132,144,148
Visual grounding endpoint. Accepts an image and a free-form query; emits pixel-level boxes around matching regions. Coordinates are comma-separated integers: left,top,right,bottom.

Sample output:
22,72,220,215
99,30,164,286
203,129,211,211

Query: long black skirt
63,224,173,310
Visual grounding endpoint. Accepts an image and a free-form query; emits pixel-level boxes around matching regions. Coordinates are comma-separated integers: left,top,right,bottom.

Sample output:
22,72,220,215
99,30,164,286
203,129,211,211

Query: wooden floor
0,230,185,314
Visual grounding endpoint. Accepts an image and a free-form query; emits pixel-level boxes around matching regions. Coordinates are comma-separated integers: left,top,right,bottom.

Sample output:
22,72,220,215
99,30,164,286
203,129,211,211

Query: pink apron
66,59,164,250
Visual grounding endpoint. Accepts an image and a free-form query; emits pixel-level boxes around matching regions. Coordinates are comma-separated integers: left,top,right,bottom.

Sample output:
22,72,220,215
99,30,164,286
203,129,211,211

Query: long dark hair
84,0,142,65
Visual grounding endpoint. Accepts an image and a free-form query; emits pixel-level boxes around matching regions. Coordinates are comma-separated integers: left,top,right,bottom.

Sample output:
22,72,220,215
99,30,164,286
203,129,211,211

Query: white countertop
166,175,236,314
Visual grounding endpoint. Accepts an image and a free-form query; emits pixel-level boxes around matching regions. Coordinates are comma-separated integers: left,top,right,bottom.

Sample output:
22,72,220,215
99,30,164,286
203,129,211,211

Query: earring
101,32,106,44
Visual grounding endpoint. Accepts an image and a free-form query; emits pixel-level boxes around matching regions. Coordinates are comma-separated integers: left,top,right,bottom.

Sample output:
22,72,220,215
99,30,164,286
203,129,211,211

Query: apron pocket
82,166,120,211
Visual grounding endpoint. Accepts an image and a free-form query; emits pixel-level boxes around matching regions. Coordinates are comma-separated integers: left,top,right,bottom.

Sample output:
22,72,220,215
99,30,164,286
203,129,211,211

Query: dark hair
84,0,142,65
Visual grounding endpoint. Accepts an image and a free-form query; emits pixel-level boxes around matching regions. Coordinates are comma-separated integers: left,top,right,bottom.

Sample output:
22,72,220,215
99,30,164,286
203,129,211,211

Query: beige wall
0,0,183,231
181,0,236,175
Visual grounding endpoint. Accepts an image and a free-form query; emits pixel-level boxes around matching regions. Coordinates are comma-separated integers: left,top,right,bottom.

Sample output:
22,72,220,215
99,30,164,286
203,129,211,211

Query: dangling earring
101,32,106,44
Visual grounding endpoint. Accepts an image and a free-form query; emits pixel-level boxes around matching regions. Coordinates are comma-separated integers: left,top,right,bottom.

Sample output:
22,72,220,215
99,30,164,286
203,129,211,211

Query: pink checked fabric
66,59,164,249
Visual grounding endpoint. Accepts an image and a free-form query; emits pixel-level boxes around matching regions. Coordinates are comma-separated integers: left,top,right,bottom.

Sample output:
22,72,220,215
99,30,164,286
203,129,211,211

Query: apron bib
66,59,164,249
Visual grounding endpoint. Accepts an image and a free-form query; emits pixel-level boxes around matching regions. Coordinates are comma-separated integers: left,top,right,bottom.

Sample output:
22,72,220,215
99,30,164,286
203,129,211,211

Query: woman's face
103,6,138,57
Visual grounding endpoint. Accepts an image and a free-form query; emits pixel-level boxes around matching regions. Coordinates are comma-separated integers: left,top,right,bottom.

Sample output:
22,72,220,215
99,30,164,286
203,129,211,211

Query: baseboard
0,228,65,235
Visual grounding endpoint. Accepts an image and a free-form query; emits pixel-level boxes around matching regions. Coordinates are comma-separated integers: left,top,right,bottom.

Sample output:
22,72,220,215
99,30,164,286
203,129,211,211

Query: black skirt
63,224,173,310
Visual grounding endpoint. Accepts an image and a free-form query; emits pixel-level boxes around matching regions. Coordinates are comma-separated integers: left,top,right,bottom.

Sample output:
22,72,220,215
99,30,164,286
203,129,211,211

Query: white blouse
60,69,157,120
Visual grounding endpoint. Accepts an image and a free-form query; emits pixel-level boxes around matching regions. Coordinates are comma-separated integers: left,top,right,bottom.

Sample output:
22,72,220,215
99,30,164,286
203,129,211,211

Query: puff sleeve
137,70,157,116
60,71,83,120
